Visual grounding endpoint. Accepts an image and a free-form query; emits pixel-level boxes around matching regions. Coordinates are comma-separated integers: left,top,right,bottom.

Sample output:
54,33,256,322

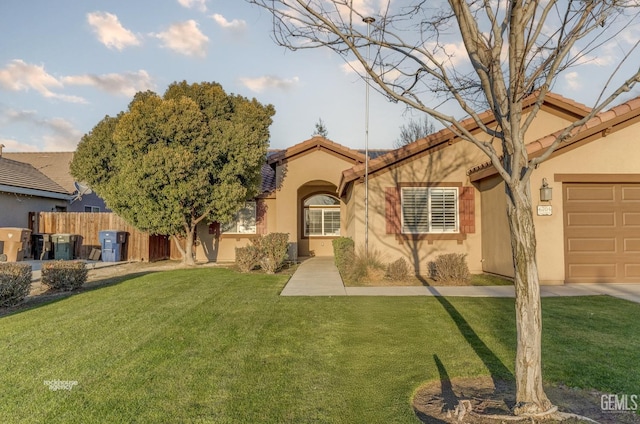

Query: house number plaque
537,205,552,216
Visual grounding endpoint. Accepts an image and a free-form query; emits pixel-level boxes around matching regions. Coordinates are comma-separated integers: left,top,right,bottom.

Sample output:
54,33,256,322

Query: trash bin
0,228,31,262
99,230,127,262
32,234,53,260
51,234,78,260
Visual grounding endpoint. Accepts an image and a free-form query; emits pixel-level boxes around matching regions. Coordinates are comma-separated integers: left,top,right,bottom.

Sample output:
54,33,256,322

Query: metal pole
363,16,374,259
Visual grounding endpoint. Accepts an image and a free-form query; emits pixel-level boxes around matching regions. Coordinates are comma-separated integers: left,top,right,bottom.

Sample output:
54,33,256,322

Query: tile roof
468,94,640,180
338,92,592,196
3,151,75,192
0,156,69,195
267,135,366,165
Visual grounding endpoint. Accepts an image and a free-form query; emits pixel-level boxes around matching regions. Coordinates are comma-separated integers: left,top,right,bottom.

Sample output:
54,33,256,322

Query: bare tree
248,0,640,418
395,115,436,147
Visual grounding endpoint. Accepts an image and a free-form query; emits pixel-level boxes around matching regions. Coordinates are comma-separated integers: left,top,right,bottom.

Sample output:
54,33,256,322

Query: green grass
1,268,639,423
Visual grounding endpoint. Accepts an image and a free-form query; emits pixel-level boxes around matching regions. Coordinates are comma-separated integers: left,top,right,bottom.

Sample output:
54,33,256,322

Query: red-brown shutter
459,187,475,234
256,199,267,235
208,222,220,237
385,187,401,234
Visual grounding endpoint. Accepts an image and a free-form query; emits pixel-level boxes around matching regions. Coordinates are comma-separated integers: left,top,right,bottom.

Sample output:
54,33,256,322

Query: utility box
52,233,78,260
0,228,31,262
32,234,53,260
99,230,127,262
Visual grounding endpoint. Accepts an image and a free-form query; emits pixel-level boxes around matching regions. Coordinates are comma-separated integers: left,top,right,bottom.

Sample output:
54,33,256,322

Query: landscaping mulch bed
413,376,640,423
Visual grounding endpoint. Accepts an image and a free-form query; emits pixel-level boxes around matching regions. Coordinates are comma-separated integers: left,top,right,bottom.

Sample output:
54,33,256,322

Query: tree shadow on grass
0,271,159,318
418,276,514,384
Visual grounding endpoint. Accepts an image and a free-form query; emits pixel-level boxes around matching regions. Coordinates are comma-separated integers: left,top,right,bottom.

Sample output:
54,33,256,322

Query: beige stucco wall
193,147,359,262
348,141,487,275
478,176,513,277
193,197,277,262
274,149,357,257
532,122,640,284
479,119,640,284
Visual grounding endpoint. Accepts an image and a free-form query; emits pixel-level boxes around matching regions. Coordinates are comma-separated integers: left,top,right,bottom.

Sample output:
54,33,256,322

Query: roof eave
0,184,73,200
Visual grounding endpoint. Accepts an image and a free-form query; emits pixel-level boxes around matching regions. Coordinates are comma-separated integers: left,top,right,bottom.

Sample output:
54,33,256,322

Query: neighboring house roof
468,94,640,181
3,151,76,192
338,92,591,196
0,156,70,199
268,135,366,166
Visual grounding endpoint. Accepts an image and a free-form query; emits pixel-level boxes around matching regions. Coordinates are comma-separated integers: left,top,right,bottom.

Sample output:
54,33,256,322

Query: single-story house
194,92,640,285
0,150,109,229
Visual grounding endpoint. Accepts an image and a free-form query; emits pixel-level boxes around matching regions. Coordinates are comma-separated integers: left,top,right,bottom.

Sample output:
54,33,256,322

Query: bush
253,233,289,274
430,253,470,284
332,237,354,270
42,261,88,291
386,257,410,281
235,244,261,273
0,263,32,307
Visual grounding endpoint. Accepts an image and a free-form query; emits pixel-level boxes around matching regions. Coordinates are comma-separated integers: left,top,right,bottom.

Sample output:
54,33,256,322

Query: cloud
41,118,83,150
177,0,207,12
62,70,154,97
0,60,86,103
0,137,40,152
564,71,581,90
152,20,209,58
87,11,141,51
340,59,401,82
211,14,247,34
0,108,82,151
238,76,300,93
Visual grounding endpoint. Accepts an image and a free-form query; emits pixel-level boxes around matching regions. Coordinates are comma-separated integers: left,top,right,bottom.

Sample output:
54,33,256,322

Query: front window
304,194,341,236
402,187,458,233
84,206,100,212
222,202,257,234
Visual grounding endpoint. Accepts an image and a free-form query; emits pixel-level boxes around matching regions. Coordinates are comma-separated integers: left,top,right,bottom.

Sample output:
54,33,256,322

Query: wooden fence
35,212,171,262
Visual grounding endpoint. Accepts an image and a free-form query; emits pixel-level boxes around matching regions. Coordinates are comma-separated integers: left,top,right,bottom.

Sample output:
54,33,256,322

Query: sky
1,0,639,153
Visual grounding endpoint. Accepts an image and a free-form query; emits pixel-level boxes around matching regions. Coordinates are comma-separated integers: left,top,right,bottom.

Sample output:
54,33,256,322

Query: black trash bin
99,230,127,262
32,234,53,260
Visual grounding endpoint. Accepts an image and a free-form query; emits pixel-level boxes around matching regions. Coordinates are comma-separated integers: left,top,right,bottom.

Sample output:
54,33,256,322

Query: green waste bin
52,234,78,260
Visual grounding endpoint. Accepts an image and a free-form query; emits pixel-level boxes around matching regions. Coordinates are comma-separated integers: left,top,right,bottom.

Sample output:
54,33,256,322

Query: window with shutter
401,187,459,234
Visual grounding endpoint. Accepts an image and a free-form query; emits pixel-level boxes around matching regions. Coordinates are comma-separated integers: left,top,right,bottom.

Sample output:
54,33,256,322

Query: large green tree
71,81,275,265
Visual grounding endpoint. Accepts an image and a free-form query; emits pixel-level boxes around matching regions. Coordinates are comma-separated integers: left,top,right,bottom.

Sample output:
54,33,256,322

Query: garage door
564,183,640,283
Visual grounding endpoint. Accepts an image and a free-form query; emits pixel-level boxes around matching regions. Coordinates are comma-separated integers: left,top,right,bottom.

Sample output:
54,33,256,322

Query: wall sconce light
540,178,552,202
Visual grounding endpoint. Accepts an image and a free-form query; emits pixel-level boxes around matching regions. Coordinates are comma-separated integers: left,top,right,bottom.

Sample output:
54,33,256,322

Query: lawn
1,268,639,423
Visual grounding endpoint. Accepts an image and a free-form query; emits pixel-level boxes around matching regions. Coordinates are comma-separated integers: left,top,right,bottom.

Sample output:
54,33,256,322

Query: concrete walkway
281,257,640,303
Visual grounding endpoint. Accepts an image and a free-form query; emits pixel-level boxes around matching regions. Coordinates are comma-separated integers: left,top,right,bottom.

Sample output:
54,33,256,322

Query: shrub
235,244,261,273
386,257,410,281
332,237,355,273
42,260,88,291
254,233,289,274
0,263,32,307
430,253,470,284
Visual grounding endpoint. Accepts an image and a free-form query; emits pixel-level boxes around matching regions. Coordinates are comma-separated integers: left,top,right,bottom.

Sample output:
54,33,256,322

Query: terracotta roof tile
338,91,591,195
467,94,640,179
268,135,365,165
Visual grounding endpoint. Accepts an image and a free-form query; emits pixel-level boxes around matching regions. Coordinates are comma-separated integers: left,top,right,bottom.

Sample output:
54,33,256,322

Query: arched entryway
297,181,341,257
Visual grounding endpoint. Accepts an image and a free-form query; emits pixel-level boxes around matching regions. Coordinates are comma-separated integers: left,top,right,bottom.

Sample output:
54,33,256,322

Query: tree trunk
506,179,554,416
183,226,196,266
